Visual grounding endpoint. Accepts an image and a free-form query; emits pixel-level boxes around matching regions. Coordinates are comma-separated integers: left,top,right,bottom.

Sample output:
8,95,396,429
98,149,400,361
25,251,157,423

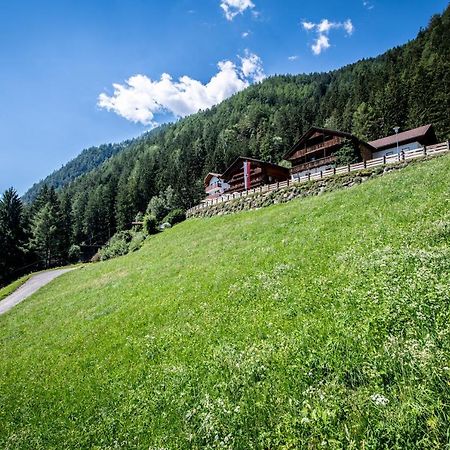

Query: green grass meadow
1,155,449,449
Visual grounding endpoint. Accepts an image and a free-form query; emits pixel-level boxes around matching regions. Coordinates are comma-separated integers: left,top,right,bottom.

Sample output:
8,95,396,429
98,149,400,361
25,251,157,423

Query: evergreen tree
30,189,65,267
0,188,26,284
352,102,378,141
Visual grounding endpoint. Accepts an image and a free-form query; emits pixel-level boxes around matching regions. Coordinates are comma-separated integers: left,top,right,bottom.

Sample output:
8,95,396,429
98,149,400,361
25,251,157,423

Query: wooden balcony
291,155,337,174
289,137,343,161
228,175,265,193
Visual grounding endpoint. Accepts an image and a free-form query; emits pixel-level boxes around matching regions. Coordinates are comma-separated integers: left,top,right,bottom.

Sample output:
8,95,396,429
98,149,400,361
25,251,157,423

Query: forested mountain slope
1,154,449,448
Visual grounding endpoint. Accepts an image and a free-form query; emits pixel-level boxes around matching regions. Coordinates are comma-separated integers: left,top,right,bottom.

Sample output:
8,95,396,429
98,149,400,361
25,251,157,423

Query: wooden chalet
203,173,229,201
283,127,374,179
221,157,289,194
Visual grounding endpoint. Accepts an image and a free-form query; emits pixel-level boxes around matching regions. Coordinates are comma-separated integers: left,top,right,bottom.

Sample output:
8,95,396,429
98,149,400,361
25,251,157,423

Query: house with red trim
221,157,289,194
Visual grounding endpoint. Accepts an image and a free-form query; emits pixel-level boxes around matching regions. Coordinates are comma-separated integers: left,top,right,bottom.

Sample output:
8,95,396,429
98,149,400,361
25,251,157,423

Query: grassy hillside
1,155,449,449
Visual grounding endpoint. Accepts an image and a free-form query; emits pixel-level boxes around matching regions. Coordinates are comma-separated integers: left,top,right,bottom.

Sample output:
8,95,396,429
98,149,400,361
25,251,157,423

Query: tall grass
0,155,449,449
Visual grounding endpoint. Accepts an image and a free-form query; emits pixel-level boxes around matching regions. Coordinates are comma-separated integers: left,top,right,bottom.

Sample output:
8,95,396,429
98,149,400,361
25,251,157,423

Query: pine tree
30,203,60,268
30,188,65,267
0,188,26,284
352,102,378,141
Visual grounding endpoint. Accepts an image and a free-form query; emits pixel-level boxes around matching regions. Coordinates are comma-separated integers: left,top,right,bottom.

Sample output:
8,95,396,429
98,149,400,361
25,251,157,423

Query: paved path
0,268,76,316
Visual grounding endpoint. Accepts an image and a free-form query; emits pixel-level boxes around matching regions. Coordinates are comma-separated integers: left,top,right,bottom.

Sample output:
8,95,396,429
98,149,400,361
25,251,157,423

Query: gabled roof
283,127,369,160
222,156,288,179
368,124,436,150
204,172,222,186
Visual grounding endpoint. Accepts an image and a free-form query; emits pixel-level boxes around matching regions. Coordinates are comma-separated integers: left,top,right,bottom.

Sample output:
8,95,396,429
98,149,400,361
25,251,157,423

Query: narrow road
0,268,76,316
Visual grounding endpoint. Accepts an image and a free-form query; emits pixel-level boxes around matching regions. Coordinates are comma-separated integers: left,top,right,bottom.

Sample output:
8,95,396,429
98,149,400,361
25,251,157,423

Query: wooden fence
187,141,450,215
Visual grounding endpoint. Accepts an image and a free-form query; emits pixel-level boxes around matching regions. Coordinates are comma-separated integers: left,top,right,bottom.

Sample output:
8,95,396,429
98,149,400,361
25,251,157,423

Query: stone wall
187,158,426,219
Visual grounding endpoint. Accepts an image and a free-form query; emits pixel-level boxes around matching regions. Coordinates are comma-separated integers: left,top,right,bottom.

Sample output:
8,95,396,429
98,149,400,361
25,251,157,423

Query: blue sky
0,0,447,195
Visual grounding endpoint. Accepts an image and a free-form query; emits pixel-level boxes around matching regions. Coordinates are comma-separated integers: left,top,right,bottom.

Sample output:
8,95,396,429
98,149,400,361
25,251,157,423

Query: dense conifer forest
1,6,449,285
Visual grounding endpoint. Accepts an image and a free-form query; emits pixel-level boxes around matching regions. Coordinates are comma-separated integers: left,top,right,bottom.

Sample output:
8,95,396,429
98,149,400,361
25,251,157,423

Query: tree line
1,6,449,286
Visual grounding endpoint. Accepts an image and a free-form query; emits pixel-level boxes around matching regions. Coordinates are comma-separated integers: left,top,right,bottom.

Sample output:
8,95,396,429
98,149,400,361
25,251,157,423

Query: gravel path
0,268,76,315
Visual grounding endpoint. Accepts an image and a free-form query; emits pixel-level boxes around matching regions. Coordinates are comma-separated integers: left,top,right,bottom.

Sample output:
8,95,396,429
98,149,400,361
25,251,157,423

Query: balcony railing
290,137,343,161
291,155,337,174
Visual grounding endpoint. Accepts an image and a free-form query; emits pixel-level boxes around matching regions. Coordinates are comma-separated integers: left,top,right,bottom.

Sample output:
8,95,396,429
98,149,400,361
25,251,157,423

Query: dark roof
204,172,222,186
222,156,288,179
283,126,372,160
369,124,435,150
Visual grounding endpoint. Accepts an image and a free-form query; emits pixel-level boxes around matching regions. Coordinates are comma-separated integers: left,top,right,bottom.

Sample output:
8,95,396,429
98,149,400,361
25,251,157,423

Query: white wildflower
370,393,389,406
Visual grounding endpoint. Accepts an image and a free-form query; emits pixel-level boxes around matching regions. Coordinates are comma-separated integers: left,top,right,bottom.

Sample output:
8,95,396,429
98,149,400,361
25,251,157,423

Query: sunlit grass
0,155,449,449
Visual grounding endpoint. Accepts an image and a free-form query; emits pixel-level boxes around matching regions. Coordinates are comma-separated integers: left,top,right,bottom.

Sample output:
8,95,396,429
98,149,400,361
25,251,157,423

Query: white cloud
242,31,250,38
302,21,315,31
343,19,354,35
220,0,255,21
363,1,374,10
312,34,330,55
302,18,354,55
98,52,265,126
288,55,299,61
317,19,335,33
239,50,265,82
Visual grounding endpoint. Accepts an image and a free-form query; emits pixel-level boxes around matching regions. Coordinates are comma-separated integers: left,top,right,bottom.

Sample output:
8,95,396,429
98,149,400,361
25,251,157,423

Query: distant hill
22,126,167,203
22,142,127,203
2,153,450,447
24,5,450,246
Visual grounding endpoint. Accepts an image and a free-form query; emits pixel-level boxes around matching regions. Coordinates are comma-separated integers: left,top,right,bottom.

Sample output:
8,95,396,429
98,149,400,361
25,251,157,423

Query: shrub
162,208,186,226
143,214,158,235
129,231,146,252
335,139,361,166
99,231,132,261
68,244,81,262
146,186,176,221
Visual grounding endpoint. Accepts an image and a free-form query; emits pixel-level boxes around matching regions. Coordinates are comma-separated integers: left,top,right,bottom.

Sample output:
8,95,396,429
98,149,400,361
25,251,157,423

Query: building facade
221,157,289,194
283,127,374,180
369,124,437,158
204,173,229,201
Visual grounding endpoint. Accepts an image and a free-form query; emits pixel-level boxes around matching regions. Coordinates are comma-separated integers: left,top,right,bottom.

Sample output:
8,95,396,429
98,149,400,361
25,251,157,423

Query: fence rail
187,141,450,215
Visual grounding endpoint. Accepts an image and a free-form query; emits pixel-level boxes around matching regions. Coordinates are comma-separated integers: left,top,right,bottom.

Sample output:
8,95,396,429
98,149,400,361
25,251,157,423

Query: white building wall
206,176,230,197
291,163,334,180
372,141,421,159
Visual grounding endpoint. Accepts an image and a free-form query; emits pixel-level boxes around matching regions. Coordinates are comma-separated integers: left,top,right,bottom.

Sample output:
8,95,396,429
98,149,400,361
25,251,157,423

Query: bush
162,208,186,226
129,231,146,252
68,244,81,262
334,139,361,166
146,186,176,222
143,214,158,235
99,231,132,261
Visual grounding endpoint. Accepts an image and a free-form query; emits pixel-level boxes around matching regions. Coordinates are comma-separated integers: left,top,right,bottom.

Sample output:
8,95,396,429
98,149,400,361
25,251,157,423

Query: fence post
447,140,450,151
308,173,311,181
320,171,323,179
364,160,367,169
423,145,427,156
402,151,405,161
383,155,386,165
277,181,279,189
333,167,336,175
347,164,350,173
287,179,290,187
